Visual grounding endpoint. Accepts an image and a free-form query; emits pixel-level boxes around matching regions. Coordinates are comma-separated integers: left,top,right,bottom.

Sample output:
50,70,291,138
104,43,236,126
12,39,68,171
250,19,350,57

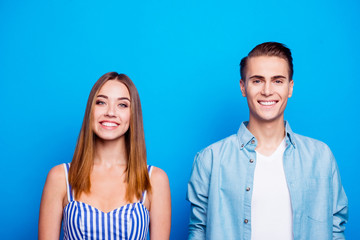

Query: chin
252,113,283,123
95,134,125,142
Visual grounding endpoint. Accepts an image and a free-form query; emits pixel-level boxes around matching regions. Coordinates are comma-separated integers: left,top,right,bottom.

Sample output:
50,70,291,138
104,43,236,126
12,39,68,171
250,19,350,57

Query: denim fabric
187,121,348,240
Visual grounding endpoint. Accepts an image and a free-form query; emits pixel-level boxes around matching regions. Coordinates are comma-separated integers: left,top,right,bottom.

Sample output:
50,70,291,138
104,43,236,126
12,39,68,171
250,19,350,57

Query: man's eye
253,80,261,83
275,80,283,84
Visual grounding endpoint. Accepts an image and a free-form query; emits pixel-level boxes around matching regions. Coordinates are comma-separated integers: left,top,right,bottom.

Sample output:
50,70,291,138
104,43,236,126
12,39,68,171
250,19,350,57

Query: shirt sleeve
186,150,212,240
331,152,348,239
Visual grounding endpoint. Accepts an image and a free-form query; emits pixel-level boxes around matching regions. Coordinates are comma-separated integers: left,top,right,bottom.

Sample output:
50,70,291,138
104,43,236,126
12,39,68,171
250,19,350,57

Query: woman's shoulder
45,164,67,190
47,163,66,177
146,166,171,226
148,166,170,196
42,164,68,204
48,163,67,177
149,166,169,183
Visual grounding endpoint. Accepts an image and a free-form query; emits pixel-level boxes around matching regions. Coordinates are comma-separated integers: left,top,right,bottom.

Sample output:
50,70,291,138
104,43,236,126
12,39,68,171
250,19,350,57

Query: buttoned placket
241,137,257,240
282,136,298,239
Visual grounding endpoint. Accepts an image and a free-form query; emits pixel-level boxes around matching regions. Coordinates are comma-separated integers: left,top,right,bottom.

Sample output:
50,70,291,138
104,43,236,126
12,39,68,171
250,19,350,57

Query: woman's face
92,80,131,141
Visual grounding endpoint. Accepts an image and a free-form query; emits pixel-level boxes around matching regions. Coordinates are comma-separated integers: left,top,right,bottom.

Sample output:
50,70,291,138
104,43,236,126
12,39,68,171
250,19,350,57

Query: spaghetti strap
141,165,153,204
63,163,74,202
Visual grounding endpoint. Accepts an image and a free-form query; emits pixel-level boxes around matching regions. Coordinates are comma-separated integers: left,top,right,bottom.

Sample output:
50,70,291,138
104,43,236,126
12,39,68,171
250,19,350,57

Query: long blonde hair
69,72,151,202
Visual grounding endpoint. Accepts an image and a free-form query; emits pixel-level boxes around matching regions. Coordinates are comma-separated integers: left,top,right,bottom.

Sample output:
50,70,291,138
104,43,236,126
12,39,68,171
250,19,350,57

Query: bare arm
38,164,67,240
149,167,171,240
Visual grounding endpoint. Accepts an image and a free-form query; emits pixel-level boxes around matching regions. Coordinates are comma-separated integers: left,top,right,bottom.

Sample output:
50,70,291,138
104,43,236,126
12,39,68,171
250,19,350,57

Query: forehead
246,56,289,78
98,80,130,98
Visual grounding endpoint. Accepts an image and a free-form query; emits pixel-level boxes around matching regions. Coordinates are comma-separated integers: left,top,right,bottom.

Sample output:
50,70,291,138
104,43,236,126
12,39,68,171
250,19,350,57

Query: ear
288,79,294,98
240,79,246,97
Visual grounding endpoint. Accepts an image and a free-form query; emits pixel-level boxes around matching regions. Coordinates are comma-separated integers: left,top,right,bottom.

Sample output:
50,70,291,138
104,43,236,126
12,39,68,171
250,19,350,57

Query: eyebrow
97,95,131,101
249,75,265,80
248,75,287,80
271,75,287,80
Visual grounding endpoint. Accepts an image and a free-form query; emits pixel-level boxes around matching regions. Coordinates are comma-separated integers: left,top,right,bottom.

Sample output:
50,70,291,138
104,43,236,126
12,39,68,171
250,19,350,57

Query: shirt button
251,140,255,144
244,219,248,223
241,144,244,148
246,187,250,191
249,159,254,163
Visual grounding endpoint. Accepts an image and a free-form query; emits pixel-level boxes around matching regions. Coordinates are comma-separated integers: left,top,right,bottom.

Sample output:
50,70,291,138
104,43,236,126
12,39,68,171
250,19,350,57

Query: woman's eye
96,100,105,105
119,103,128,108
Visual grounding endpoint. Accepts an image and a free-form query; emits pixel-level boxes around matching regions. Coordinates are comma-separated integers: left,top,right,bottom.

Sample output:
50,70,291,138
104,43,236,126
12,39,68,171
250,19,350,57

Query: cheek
124,110,131,123
91,112,98,125
282,89,291,98
245,89,257,100
92,107,101,118
91,108,101,129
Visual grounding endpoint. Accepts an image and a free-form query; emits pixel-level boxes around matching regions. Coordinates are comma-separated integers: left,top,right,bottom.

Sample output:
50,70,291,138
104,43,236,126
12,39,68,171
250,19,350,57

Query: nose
261,81,273,96
104,103,116,117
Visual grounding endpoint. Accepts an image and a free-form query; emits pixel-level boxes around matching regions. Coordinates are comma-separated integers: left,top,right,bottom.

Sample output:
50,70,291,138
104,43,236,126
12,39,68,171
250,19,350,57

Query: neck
247,116,285,155
94,137,128,167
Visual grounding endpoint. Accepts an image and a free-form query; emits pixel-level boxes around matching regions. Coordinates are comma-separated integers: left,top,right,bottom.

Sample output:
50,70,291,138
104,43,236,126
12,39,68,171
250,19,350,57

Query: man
187,42,348,240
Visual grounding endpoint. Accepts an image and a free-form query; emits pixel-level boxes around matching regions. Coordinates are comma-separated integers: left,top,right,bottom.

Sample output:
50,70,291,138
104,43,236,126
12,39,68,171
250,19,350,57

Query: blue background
1,0,359,239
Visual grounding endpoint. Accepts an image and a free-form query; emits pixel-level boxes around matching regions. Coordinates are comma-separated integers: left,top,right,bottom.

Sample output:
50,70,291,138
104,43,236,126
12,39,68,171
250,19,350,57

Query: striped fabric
62,163,152,240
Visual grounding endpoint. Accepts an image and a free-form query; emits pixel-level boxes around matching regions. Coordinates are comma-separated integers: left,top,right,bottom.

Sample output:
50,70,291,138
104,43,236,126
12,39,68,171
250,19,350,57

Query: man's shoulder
292,132,331,150
291,132,334,163
192,134,239,171
198,133,239,155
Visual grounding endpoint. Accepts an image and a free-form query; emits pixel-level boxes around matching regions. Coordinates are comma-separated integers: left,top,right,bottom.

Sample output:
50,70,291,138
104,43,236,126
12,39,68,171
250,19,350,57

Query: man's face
240,56,294,123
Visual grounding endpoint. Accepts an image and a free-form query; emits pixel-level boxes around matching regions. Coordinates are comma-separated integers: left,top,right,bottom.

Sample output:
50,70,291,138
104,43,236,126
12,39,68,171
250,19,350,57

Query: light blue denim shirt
187,121,348,240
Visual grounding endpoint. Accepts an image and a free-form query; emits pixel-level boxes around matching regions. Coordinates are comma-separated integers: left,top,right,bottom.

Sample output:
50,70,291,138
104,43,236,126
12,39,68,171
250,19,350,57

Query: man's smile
258,100,278,106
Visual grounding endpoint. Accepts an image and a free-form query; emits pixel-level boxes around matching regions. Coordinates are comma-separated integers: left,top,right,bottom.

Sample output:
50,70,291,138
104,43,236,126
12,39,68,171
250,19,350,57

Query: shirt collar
284,121,296,148
237,120,296,149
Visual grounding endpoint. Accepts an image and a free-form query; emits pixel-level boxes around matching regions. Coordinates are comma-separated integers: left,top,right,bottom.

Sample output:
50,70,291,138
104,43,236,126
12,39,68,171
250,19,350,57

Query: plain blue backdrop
1,0,359,239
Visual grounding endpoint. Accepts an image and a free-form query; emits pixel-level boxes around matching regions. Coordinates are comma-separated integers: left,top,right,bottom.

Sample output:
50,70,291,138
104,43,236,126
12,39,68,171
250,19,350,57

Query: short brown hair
69,72,151,202
240,42,293,80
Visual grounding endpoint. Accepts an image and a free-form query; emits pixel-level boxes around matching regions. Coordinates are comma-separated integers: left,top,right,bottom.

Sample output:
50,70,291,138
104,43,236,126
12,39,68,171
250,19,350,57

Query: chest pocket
305,177,332,222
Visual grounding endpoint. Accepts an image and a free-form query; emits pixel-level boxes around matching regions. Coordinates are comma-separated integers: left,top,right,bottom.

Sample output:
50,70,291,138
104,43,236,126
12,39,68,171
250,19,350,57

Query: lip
99,120,120,129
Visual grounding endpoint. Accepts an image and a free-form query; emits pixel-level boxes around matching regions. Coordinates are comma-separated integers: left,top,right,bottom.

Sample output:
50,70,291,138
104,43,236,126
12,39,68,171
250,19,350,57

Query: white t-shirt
251,139,293,240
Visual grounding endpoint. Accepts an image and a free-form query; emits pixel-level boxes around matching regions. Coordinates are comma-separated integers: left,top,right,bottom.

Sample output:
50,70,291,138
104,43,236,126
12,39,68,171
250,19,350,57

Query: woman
39,72,171,239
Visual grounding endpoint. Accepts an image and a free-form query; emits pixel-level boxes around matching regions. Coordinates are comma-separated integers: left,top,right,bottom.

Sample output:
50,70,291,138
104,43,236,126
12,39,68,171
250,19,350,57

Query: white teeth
101,122,118,127
259,101,276,106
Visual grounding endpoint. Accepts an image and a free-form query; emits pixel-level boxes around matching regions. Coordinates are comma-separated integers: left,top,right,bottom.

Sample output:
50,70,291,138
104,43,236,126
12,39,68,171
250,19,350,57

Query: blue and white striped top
62,163,152,240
